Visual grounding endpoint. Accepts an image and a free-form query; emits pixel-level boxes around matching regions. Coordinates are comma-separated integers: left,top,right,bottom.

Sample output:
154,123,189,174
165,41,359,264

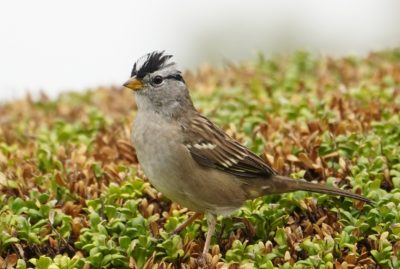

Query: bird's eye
152,76,163,85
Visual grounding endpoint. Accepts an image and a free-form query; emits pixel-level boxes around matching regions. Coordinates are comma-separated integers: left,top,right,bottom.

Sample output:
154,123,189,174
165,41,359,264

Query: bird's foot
197,253,212,268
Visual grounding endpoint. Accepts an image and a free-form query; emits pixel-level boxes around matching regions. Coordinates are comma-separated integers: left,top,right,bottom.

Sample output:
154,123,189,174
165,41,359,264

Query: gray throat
134,91,195,119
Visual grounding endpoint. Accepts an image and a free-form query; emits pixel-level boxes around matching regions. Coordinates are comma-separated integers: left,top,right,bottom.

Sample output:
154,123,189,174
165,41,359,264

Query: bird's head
123,51,193,115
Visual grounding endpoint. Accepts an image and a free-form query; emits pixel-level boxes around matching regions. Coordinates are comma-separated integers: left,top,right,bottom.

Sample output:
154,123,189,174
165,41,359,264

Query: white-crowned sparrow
123,51,371,257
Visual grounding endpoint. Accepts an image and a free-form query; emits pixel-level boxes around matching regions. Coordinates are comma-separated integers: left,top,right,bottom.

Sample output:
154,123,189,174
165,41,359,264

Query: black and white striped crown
131,51,174,79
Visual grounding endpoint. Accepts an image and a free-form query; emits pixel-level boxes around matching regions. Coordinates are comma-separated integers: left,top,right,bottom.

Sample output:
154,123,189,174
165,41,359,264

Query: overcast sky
1,0,399,100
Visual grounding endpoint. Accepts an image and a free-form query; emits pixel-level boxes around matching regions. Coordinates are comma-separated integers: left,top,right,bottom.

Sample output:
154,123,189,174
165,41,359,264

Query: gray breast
131,111,249,215
132,112,192,201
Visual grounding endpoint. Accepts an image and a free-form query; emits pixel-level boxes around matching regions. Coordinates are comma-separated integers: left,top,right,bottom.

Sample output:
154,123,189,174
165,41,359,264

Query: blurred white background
0,0,399,100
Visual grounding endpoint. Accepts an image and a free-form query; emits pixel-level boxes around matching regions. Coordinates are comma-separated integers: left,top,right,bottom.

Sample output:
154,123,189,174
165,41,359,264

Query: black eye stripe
164,74,184,82
150,74,184,86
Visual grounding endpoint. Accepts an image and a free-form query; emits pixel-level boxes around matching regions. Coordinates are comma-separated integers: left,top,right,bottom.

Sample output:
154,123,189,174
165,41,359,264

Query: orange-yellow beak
123,77,144,91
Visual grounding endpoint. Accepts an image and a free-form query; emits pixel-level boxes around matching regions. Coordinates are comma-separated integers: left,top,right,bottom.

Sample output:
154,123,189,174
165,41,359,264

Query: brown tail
271,175,372,204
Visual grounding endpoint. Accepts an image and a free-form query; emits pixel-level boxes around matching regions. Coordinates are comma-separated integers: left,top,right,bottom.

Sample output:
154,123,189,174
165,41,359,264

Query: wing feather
182,114,277,178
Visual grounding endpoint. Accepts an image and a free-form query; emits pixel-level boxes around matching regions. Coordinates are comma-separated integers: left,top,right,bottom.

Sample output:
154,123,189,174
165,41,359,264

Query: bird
123,51,371,260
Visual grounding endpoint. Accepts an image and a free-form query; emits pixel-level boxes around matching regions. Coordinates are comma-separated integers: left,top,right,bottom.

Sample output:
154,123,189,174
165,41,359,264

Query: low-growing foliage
1,50,400,268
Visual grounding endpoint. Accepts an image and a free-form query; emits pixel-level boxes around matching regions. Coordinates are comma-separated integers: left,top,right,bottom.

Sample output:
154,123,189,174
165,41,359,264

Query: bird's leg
198,213,217,266
173,212,203,234
203,213,217,255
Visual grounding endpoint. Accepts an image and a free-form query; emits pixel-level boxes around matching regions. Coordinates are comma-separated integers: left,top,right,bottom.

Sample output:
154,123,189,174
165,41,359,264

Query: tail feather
271,175,372,204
